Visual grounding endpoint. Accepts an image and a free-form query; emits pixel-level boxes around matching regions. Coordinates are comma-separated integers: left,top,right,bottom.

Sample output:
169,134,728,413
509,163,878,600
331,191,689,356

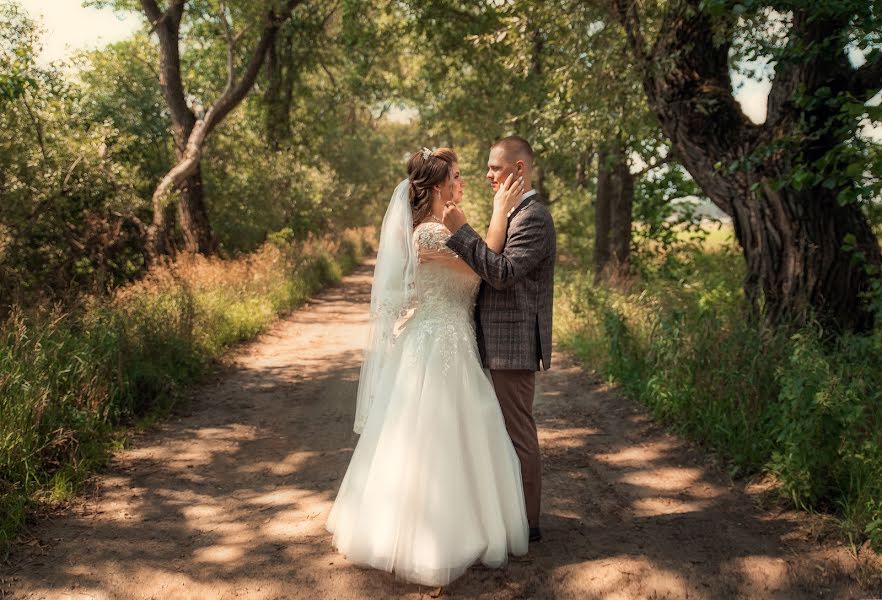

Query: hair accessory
420,147,432,160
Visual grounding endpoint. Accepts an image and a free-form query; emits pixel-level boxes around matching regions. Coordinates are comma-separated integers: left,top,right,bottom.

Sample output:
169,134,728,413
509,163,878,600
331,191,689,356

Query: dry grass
0,228,374,558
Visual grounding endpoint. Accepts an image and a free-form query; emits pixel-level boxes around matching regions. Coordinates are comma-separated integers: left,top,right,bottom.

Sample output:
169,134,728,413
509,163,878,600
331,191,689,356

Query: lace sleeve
414,222,458,257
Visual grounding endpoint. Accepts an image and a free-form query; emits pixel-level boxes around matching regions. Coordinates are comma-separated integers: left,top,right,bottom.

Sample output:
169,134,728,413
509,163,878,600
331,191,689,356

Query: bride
326,147,529,586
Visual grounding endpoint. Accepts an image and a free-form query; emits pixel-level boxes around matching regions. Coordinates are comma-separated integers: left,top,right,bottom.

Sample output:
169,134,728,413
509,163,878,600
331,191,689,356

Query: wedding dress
326,221,529,586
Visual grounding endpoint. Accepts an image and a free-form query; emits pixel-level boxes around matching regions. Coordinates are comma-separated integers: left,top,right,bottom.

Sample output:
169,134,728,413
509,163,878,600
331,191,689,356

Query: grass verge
0,228,374,558
555,247,882,554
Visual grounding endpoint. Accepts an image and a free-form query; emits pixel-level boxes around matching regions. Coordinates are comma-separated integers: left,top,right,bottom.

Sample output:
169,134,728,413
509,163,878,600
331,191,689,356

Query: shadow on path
3,261,880,599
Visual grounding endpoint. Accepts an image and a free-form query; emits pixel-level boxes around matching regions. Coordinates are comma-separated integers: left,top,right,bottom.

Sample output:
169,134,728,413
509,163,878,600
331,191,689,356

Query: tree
614,0,882,331
403,1,689,282
88,0,304,261
146,0,304,260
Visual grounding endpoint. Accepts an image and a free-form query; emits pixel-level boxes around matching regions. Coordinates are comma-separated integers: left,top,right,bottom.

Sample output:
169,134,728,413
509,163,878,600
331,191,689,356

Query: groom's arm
445,211,550,290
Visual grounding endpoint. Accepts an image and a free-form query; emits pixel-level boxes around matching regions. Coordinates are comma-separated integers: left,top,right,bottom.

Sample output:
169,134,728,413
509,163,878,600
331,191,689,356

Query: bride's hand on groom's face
493,172,524,215
442,202,467,233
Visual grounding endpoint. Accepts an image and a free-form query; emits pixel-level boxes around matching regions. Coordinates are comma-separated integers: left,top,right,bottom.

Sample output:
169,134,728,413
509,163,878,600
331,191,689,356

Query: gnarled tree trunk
615,0,882,331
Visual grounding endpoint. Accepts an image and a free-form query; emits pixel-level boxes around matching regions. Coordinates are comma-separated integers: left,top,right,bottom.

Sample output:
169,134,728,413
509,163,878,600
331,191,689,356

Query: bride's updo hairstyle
407,147,458,226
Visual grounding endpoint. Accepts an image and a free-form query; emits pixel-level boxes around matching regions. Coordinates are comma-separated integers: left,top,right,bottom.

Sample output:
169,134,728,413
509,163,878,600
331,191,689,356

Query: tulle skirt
326,313,529,586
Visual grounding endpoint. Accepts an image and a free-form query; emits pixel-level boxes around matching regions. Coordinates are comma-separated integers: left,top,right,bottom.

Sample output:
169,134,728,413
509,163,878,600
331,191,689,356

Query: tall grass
0,229,373,557
557,247,882,552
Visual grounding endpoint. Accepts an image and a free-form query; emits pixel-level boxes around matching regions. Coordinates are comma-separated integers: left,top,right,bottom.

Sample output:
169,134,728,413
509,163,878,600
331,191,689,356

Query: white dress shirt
507,189,539,219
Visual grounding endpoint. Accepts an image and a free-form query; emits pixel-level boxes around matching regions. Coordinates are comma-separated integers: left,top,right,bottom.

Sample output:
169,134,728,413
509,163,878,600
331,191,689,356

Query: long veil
353,179,417,433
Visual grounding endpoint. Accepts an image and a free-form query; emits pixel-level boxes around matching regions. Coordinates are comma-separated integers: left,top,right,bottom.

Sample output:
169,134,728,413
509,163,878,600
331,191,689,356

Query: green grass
556,246,882,553
0,229,374,557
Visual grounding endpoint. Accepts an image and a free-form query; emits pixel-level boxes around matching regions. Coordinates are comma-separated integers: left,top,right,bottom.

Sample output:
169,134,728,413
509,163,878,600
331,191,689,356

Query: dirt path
3,261,881,600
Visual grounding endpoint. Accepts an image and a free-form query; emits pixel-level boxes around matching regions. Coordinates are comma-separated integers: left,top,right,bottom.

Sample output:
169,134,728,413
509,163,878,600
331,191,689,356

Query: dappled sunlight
552,556,694,599
245,488,311,508
261,508,325,539
595,442,680,467
631,496,712,517
619,467,704,493
721,555,790,591
193,543,247,565
541,427,602,448
6,265,876,600
239,450,328,477
182,503,225,521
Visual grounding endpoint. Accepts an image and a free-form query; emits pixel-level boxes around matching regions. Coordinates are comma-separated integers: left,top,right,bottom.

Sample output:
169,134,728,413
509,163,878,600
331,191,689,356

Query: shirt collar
507,189,539,218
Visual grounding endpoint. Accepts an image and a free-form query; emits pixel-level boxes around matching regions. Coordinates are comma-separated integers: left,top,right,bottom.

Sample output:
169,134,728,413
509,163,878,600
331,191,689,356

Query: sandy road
2,261,880,599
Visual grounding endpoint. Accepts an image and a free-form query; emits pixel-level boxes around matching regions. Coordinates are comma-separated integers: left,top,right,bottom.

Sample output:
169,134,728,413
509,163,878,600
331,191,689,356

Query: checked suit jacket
446,194,557,371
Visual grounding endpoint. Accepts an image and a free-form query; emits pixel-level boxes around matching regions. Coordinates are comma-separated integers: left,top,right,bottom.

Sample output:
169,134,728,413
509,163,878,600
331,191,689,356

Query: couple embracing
326,136,557,586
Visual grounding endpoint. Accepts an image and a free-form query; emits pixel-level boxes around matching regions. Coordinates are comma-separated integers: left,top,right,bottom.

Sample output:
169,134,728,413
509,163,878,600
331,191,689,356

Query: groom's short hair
492,135,534,166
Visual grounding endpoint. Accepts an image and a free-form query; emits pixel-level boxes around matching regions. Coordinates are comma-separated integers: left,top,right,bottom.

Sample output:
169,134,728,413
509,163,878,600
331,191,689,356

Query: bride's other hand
493,173,524,215
442,201,467,233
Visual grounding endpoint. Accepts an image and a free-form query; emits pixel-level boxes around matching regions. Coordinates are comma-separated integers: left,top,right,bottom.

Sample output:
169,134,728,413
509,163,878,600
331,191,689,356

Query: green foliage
771,330,882,546
0,5,149,306
76,36,172,193
0,2,39,104
0,0,411,305
0,229,372,557
558,247,882,551
632,162,716,275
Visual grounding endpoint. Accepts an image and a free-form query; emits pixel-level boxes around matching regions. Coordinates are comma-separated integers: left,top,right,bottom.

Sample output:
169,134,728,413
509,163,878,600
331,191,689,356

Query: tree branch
139,0,162,25
203,0,302,136
219,1,235,91
151,0,302,206
20,92,48,163
612,0,648,65
140,0,194,145
766,9,851,126
321,0,341,31
318,57,339,92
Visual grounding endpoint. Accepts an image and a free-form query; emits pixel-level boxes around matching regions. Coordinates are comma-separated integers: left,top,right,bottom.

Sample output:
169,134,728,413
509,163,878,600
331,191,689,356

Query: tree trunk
609,156,634,282
594,144,612,283
614,0,882,331
144,203,177,265
595,141,634,284
177,164,216,254
726,179,879,330
576,150,590,189
264,24,295,150
534,165,549,204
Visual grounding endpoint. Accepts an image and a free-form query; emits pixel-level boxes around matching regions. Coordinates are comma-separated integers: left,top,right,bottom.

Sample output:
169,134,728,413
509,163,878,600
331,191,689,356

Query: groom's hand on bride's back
442,202,467,233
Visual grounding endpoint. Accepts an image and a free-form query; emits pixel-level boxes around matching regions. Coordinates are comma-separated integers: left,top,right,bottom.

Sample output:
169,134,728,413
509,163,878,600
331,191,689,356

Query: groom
442,135,556,543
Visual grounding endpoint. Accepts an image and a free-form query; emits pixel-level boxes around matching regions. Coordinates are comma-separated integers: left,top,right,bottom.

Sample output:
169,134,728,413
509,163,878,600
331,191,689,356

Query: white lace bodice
411,222,480,321
397,222,481,374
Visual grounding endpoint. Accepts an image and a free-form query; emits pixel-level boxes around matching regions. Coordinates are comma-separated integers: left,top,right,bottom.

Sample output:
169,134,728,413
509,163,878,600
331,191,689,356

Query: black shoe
529,527,542,543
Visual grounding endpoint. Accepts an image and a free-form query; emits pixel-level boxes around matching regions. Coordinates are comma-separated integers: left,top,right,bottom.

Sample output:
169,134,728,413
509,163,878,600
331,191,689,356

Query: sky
19,0,881,139
21,0,142,65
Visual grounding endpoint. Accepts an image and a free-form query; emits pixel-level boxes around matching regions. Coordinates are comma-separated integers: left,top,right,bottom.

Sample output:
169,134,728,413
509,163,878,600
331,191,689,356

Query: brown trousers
490,369,540,528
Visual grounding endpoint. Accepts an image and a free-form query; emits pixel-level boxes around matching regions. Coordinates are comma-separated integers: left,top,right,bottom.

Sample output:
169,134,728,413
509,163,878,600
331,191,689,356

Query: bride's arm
418,250,478,275
416,223,476,275
485,174,524,253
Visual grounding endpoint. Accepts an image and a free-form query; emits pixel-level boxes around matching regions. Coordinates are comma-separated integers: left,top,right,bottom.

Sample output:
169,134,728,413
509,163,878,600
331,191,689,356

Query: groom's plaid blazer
446,195,557,371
